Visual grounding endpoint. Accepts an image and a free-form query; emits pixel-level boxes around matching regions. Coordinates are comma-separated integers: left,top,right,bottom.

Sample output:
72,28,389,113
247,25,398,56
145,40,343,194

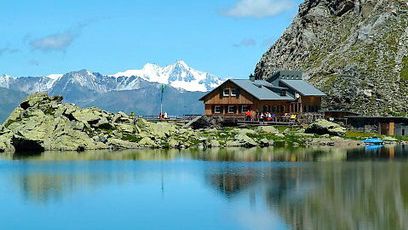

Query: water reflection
347,145,408,160
3,146,351,162
0,146,408,229
270,163,408,230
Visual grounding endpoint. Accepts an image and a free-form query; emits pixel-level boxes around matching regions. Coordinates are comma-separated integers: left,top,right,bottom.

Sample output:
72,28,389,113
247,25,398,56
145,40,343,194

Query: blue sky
0,0,303,78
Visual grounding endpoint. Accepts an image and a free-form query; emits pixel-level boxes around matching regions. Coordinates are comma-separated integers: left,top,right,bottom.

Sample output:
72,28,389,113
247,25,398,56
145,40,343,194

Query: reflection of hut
207,172,257,197
346,116,408,136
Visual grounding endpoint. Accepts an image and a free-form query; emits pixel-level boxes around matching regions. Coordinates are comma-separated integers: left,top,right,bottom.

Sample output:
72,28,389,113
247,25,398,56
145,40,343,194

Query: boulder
72,109,102,124
0,129,15,152
113,112,131,123
107,139,139,150
138,137,156,147
234,134,258,147
209,139,221,148
167,138,180,148
145,122,177,139
259,138,273,147
225,140,243,147
189,116,222,129
257,126,279,134
116,124,135,134
234,128,257,136
305,119,347,136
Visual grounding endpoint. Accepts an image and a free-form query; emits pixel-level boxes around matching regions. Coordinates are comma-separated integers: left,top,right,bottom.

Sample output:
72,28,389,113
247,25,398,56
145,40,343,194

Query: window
228,106,236,114
231,88,238,97
214,106,221,114
223,88,230,97
280,90,287,96
263,105,268,112
241,105,249,113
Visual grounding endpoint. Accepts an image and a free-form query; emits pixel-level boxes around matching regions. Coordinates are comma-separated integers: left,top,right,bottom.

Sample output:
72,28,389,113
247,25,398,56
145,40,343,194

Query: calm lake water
1,145,408,230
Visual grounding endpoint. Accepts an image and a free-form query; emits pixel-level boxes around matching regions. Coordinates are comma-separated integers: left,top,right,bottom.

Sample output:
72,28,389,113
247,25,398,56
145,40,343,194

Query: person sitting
259,113,265,123
251,110,256,122
266,112,272,121
271,113,276,122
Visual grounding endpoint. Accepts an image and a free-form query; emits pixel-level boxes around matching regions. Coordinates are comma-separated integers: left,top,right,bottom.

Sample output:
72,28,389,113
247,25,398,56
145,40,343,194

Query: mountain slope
81,87,204,116
255,0,408,116
0,88,27,122
0,61,216,120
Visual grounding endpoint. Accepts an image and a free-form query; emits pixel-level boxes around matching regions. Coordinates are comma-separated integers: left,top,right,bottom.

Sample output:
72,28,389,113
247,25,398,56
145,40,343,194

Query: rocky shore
0,93,369,154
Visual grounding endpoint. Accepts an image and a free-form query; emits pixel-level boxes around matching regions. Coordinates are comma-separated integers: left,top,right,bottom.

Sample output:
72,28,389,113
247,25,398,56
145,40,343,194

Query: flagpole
160,84,164,117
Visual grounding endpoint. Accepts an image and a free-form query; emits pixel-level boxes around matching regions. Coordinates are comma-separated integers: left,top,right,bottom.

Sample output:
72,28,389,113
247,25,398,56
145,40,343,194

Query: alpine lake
1,145,408,230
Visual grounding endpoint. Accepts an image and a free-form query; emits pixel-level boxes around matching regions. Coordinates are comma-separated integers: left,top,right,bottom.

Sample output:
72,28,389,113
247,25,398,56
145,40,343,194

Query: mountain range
0,61,224,121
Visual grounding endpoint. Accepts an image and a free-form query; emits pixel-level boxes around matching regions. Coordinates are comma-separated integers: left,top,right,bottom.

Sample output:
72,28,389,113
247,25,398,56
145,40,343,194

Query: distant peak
69,69,93,75
174,60,189,68
46,74,63,80
0,74,13,78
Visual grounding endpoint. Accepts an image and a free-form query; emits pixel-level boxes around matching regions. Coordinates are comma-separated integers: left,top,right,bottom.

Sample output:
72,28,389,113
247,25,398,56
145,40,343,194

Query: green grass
344,131,381,140
121,134,142,143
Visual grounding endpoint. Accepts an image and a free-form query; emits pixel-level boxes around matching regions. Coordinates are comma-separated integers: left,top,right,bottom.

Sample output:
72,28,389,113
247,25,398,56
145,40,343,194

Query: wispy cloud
29,22,89,52
225,0,294,18
0,46,19,56
30,32,76,52
233,38,257,47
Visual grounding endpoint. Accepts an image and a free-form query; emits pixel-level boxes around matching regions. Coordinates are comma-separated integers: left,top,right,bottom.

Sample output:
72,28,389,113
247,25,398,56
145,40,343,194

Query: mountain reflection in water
0,145,407,230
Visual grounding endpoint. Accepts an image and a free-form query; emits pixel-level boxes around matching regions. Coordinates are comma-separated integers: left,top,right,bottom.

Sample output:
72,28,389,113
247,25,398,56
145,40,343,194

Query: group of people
244,110,276,122
159,112,168,120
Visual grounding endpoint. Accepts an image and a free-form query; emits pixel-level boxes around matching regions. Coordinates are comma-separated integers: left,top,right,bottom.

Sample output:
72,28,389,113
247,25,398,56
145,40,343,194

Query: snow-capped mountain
0,61,221,119
0,61,224,94
112,61,224,92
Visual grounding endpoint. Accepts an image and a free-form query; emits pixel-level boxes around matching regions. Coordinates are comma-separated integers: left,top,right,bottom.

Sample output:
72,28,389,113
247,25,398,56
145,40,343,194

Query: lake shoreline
0,93,404,154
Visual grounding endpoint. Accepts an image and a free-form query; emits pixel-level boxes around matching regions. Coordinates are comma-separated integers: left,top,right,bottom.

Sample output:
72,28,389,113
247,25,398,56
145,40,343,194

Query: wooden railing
211,112,324,125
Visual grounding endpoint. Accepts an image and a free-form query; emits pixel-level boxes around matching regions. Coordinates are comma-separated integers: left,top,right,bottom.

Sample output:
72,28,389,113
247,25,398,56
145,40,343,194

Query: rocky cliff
255,0,408,115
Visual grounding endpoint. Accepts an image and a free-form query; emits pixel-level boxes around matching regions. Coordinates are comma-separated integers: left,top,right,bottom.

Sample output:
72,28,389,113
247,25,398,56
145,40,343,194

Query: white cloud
29,22,90,52
30,31,76,52
225,0,294,18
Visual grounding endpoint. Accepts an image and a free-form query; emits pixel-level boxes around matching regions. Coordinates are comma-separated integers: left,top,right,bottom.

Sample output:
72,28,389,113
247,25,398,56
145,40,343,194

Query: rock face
255,0,408,116
305,119,347,136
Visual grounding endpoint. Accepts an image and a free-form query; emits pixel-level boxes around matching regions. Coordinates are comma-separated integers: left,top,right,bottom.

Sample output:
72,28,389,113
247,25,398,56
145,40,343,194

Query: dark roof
199,79,295,101
280,80,326,96
253,80,287,90
270,70,303,81
230,79,294,101
200,76,326,101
